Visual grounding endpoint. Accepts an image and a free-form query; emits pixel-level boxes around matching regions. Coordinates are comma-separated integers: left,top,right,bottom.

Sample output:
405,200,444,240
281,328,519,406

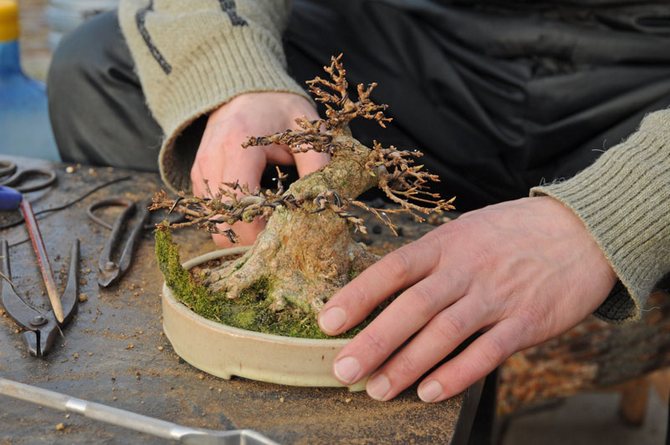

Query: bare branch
365,141,456,222
243,118,337,155
152,55,455,241
306,54,392,132
151,188,302,241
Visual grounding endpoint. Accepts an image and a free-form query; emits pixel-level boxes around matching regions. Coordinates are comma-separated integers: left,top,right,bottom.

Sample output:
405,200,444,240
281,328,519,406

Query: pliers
0,239,80,357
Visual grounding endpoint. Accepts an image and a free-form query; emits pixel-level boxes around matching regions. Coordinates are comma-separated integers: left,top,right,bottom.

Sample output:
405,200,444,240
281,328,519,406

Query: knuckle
474,288,504,318
360,329,389,357
207,121,248,150
395,352,421,378
435,219,496,269
384,249,412,283
436,217,475,239
471,248,493,269
431,223,460,252
479,335,509,368
193,145,217,168
220,133,247,152
406,284,437,320
515,306,551,342
434,311,466,343
345,282,375,312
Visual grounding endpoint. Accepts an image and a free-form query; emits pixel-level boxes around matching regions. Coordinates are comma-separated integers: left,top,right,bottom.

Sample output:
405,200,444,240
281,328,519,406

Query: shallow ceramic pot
162,248,365,391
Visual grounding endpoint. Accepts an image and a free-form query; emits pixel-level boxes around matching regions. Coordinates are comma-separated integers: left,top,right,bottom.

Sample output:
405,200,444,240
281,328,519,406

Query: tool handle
0,377,200,440
117,205,150,276
0,185,22,211
19,199,65,323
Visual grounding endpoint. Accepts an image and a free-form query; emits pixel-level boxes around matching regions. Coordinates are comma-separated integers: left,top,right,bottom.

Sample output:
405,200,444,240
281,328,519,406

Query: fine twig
152,54,454,241
306,54,392,132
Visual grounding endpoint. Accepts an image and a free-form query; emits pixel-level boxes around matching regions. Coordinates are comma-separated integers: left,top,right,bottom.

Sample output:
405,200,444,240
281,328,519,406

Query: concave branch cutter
87,197,183,288
88,198,150,288
0,239,80,357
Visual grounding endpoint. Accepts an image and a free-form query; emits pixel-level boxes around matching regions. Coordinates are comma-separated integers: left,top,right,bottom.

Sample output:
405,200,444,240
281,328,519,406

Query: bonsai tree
153,55,454,337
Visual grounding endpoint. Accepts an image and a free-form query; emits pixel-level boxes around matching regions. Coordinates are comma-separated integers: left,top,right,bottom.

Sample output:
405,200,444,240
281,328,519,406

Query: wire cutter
0,239,80,357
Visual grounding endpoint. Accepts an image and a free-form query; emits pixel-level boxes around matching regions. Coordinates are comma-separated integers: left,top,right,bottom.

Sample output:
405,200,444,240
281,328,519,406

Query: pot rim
164,246,352,346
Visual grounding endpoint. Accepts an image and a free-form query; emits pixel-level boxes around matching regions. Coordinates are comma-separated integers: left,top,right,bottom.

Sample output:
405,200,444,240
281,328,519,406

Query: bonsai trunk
203,135,379,314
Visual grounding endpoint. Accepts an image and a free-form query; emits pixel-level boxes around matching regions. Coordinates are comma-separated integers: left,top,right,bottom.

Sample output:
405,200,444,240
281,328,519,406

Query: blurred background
19,0,117,80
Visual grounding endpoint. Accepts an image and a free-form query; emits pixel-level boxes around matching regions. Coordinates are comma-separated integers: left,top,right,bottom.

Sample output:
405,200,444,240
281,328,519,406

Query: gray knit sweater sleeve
117,0,308,192
531,109,670,323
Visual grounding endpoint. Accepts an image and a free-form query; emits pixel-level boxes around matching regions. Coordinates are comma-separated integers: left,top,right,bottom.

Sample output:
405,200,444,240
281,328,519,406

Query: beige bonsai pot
161,248,366,391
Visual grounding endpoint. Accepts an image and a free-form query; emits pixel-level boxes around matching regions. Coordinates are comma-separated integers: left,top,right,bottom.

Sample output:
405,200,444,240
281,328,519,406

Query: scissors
0,160,57,193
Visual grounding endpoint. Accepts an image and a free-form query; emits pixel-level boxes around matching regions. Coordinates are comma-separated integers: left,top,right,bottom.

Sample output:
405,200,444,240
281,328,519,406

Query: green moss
232,308,257,329
155,223,382,339
155,223,226,320
239,277,272,300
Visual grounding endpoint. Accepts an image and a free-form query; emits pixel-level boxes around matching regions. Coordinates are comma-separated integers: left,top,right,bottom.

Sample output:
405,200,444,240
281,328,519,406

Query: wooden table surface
0,155,483,444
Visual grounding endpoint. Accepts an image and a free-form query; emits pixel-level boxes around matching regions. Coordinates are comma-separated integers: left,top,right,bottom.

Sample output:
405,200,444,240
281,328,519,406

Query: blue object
0,38,60,161
0,185,22,210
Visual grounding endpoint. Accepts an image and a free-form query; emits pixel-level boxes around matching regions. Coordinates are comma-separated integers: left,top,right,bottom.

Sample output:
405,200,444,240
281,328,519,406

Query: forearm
118,0,308,191
531,109,670,322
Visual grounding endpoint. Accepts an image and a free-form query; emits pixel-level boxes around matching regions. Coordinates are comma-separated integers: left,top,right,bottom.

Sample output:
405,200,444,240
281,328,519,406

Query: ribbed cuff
155,31,310,193
531,110,670,323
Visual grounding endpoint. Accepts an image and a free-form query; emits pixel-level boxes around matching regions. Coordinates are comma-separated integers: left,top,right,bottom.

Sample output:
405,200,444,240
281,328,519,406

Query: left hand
191,92,329,247
318,196,617,402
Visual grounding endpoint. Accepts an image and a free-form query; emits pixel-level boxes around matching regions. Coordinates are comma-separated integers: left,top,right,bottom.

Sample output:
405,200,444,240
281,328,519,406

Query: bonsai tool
0,377,279,445
87,197,150,287
0,239,80,356
87,197,184,287
0,182,65,322
0,159,57,193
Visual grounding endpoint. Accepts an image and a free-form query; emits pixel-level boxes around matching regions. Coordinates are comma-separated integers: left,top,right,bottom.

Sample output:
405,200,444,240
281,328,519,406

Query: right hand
318,197,617,402
191,92,329,247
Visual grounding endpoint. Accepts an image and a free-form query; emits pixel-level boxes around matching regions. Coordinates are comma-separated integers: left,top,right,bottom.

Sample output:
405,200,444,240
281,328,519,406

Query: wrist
537,195,617,299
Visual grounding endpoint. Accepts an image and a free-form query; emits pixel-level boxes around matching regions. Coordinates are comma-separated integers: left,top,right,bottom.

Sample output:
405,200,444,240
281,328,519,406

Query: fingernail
366,374,391,401
418,380,443,403
319,307,346,334
334,356,360,384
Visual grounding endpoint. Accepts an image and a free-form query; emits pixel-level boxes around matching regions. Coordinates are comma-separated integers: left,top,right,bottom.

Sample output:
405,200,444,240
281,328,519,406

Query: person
48,0,670,402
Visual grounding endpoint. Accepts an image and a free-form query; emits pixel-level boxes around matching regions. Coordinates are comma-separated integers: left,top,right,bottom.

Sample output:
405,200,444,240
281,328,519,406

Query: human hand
318,196,617,402
191,92,329,247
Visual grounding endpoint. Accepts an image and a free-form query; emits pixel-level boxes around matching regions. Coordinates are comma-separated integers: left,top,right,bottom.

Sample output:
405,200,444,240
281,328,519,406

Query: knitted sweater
118,0,670,323
118,0,310,192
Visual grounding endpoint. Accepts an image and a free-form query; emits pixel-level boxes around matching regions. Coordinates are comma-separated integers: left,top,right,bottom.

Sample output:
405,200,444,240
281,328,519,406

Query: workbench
0,156,487,444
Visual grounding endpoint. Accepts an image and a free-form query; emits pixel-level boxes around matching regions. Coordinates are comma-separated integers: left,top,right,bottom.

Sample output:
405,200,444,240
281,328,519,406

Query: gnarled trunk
203,135,379,313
